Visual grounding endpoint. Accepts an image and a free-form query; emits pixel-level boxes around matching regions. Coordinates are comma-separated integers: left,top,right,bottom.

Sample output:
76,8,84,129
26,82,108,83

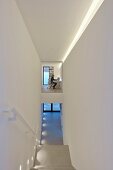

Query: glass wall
53,103,61,111
43,66,49,85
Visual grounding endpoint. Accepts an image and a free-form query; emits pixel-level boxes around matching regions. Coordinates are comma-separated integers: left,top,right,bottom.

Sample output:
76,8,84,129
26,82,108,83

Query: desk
55,80,62,89
48,78,62,89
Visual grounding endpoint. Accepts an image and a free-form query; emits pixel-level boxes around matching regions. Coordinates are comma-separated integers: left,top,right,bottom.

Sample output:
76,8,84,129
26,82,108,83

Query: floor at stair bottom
40,103,63,145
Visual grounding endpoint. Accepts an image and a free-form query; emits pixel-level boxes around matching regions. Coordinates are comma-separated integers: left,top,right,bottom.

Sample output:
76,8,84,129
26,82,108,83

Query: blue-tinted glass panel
43,67,49,85
53,103,60,111
44,103,51,111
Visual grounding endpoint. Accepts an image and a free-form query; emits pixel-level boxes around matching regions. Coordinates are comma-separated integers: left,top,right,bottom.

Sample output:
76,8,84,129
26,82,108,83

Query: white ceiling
15,0,92,61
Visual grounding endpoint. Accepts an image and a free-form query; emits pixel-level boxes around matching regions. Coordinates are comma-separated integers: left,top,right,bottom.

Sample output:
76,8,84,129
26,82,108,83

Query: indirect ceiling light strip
62,0,104,62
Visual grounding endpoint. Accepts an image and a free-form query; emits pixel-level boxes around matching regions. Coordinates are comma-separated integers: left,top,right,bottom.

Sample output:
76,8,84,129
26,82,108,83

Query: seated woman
51,74,57,89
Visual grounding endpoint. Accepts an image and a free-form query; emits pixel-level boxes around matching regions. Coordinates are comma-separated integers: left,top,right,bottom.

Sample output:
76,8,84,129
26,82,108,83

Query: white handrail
0,106,36,136
12,108,36,135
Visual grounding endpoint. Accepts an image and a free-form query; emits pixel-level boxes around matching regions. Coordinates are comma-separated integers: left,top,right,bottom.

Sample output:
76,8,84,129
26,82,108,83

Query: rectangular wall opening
41,62,63,93
41,103,63,145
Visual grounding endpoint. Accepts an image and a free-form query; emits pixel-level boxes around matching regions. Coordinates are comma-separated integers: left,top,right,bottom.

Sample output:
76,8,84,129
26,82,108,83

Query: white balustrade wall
0,108,39,170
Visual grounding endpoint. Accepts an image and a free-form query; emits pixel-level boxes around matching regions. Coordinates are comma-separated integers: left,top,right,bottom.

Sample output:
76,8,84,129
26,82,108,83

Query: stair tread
35,145,72,167
31,165,75,170
39,145,69,150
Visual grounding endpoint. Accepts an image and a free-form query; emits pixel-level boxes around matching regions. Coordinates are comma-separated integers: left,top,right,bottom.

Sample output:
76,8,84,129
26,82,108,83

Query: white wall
0,0,41,169
41,93,63,103
0,112,36,170
63,0,113,170
0,0,41,130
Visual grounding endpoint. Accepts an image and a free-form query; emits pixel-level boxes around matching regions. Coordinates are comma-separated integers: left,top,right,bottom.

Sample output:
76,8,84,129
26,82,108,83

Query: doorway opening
41,103,63,145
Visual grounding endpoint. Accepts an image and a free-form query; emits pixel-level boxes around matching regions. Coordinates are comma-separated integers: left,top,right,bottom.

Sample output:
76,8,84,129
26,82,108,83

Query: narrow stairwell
31,145,75,170
30,104,75,170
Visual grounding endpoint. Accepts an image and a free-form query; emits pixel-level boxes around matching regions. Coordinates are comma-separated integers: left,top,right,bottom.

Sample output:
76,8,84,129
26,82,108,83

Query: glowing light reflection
62,0,104,62
43,117,46,121
42,123,47,127
41,139,47,145
27,159,29,165
19,165,22,170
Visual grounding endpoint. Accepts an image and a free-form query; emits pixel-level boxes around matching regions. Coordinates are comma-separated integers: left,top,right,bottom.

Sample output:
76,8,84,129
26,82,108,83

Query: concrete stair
31,145,75,170
31,167,75,170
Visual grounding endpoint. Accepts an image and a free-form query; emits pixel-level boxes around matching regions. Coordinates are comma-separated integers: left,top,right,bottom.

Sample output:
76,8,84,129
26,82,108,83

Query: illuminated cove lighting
62,0,104,62
19,165,22,170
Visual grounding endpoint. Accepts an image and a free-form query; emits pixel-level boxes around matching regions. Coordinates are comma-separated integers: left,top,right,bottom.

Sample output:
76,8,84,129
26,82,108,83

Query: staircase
31,145,75,170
